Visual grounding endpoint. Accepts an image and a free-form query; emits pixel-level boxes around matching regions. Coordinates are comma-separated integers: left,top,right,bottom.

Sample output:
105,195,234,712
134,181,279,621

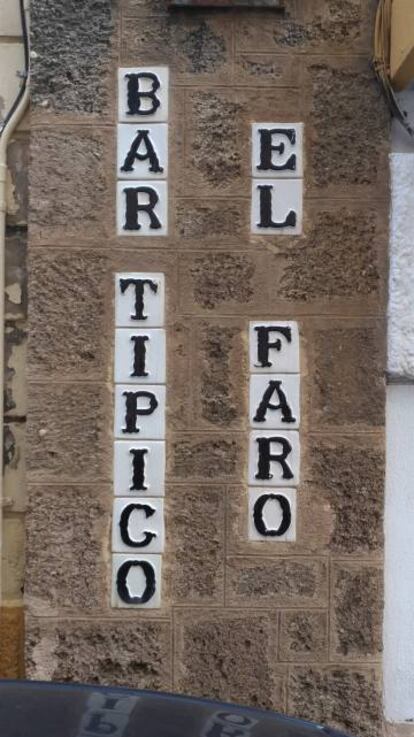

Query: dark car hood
0,681,353,737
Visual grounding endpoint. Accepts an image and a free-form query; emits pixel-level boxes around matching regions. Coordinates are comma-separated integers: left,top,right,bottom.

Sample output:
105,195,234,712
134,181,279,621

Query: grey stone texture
26,0,387,733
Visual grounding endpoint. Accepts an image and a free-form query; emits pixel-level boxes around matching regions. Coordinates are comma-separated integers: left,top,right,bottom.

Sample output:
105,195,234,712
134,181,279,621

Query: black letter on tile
125,72,161,117
131,334,149,377
123,186,162,231
254,325,292,368
257,128,296,172
116,559,156,605
129,447,148,491
253,493,291,537
119,278,158,321
120,503,157,548
122,390,158,434
253,380,296,424
257,185,296,229
121,130,163,174
255,435,294,481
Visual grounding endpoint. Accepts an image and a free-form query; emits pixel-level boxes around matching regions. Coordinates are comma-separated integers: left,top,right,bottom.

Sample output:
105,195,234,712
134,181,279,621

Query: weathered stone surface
331,561,383,660
175,610,284,709
4,323,26,416
179,253,269,314
28,250,110,380
279,610,328,662
27,382,111,483
277,207,384,306
168,434,245,482
192,320,247,429
234,53,300,87
165,485,224,604
30,128,113,242
306,57,389,195
121,15,232,84
26,619,172,688
3,425,26,513
31,0,115,115
121,0,168,15
7,135,28,226
5,231,27,321
309,323,385,430
288,666,382,737
26,484,110,614
167,321,192,431
2,516,25,600
307,435,384,555
174,198,247,246
226,557,328,607
0,609,23,678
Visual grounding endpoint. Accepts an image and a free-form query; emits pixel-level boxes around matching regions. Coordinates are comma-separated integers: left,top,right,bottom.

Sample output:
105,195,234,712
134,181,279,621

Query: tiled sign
117,68,169,236
251,124,304,235
248,321,300,542
112,273,166,608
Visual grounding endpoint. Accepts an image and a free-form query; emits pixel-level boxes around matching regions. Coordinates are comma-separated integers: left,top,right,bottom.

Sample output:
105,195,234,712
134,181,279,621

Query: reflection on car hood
0,681,354,737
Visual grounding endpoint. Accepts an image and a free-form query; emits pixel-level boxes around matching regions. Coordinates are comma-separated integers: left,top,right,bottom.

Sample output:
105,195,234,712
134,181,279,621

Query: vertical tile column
112,274,166,608
248,322,300,541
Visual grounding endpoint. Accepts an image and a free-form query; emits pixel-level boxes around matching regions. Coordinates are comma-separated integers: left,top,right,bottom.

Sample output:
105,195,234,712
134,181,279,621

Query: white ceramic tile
86,692,140,714
118,67,169,123
248,430,300,487
249,321,299,373
117,181,168,237
114,328,166,384
117,123,168,180
251,123,303,178
115,273,164,328
249,374,300,429
80,709,129,737
112,553,162,608
114,440,165,497
248,487,296,541
112,497,165,554
251,178,303,235
114,384,166,440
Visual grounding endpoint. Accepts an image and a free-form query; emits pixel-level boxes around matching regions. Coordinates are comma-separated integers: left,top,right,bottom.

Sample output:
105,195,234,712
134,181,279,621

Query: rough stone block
304,56,389,198
26,484,111,615
0,608,23,678
168,433,245,483
28,250,110,381
287,666,382,737
26,618,172,689
178,253,269,315
31,0,115,117
174,198,248,247
307,435,384,555
226,486,332,557
331,561,383,660
166,321,192,431
191,319,247,430
308,320,385,431
226,557,328,608
174,610,284,709
234,53,300,88
279,610,328,662
30,128,114,243
27,382,111,483
165,485,224,604
121,15,232,86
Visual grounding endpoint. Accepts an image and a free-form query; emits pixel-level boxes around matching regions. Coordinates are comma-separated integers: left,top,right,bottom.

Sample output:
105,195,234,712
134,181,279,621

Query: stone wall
25,1,389,735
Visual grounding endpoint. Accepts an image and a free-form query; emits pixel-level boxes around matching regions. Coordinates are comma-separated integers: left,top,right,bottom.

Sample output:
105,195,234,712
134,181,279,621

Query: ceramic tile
114,384,166,439
117,181,168,236
117,123,168,180
115,272,165,328
249,374,300,430
114,440,166,497
112,497,165,554
112,553,162,608
251,178,303,235
249,321,300,373
248,487,296,542
248,429,300,487
114,328,166,384
118,67,169,123
251,123,303,178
